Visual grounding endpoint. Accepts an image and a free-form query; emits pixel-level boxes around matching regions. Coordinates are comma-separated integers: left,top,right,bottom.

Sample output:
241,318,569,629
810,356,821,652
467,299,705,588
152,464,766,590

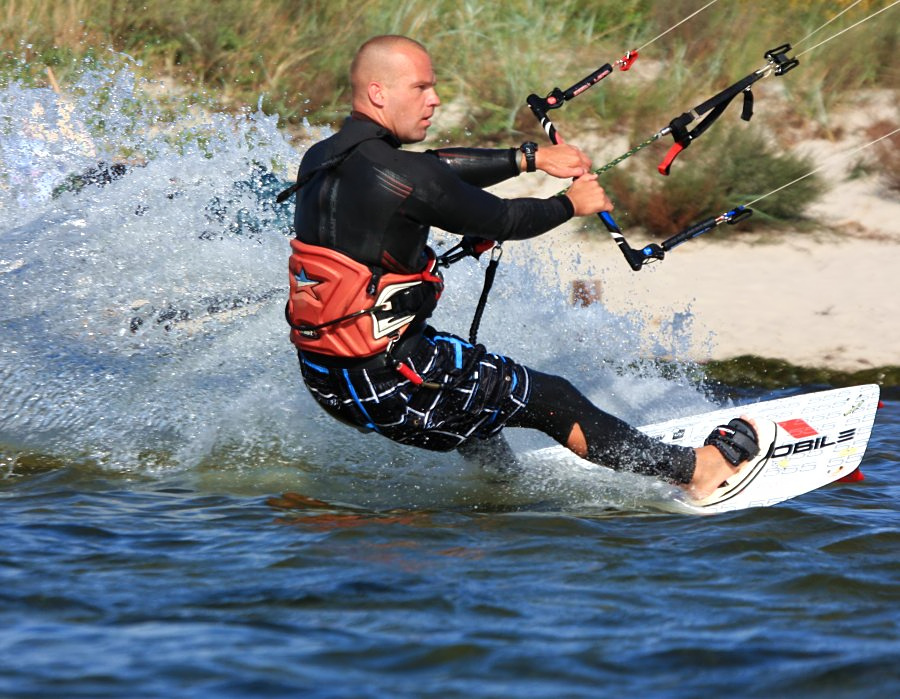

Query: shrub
600,125,824,236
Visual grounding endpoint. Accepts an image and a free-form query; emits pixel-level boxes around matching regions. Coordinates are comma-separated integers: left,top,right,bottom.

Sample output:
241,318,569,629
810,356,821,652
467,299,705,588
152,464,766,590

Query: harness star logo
293,266,322,300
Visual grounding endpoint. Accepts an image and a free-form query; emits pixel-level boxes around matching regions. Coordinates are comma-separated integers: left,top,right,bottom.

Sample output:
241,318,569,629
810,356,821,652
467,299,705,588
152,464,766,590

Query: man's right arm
408,152,574,242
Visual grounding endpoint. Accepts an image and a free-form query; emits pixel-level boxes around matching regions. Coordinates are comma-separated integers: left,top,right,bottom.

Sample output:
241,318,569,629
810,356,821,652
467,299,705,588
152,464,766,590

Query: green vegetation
601,125,823,234
2,0,896,229
3,0,896,132
701,356,900,392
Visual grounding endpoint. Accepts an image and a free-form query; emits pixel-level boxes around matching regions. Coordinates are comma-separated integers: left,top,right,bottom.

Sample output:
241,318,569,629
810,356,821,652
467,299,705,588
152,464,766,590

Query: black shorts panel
299,329,530,452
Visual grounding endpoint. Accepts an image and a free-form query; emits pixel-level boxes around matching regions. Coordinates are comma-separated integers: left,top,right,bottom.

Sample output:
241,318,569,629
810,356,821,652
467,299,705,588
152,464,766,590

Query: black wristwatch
520,141,538,172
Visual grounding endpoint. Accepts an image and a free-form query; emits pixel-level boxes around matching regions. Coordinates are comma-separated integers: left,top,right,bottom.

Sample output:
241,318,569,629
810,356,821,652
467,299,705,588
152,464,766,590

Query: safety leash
436,236,502,345
466,245,502,345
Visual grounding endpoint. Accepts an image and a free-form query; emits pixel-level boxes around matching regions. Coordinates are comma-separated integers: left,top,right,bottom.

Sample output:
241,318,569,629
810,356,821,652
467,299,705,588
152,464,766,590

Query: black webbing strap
467,247,502,345
435,237,502,345
657,43,798,176
658,72,761,175
276,150,355,203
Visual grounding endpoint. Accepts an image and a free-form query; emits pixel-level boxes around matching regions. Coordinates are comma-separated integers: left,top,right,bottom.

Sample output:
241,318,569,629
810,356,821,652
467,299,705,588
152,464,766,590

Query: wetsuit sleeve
425,147,520,188
407,153,575,242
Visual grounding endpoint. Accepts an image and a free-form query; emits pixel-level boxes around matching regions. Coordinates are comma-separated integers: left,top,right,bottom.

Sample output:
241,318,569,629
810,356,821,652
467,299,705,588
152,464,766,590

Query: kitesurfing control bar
526,45,781,270
526,53,637,254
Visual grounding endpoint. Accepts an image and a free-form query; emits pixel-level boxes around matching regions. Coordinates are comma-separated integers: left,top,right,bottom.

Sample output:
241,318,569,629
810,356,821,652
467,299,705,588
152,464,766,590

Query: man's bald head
349,35,440,143
350,35,429,100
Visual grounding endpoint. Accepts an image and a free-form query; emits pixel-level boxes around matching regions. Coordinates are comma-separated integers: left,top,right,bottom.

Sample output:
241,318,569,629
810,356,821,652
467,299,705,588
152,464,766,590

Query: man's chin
400,129,428,144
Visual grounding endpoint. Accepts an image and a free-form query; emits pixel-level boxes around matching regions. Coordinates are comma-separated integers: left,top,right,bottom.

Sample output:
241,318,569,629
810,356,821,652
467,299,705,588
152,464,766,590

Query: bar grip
599,211,620,233
662,217,717,251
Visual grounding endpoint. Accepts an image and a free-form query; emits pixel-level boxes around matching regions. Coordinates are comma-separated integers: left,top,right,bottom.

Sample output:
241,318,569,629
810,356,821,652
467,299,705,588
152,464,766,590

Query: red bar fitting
619,50,639,71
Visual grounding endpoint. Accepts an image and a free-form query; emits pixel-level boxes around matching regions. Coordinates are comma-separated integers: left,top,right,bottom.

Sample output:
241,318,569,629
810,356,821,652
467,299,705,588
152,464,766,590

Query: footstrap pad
704,418,760,466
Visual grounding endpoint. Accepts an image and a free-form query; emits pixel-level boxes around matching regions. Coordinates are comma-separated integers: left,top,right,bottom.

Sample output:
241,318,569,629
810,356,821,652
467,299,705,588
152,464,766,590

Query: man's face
380,48,441,143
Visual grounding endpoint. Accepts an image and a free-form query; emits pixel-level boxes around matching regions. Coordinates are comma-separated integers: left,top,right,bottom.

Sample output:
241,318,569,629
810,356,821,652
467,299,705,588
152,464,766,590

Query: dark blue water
2,61,898,698
2,398,897,698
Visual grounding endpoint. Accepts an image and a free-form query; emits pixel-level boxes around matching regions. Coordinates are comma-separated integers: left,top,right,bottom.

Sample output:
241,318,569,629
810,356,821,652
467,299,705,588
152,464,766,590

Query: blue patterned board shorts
298,328,531,452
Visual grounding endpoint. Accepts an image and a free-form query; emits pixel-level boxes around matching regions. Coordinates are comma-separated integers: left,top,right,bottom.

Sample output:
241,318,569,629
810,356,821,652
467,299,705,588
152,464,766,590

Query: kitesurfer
284,35,764,499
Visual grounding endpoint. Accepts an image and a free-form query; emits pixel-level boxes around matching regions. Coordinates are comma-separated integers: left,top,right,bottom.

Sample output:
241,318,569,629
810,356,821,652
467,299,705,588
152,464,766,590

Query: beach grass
3,0,896,132
2,0,896,229
601,125,823,232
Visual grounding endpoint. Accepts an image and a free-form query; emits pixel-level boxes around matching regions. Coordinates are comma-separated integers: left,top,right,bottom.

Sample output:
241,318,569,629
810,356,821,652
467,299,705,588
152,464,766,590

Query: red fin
838,468,864,483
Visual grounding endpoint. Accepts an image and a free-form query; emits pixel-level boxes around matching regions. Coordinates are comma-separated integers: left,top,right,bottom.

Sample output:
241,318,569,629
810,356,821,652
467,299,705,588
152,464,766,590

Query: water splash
0,57,717,507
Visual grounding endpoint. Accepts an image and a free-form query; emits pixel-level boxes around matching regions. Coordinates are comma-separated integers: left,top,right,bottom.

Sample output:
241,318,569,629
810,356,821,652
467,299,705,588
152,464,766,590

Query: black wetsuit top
294,115,574,275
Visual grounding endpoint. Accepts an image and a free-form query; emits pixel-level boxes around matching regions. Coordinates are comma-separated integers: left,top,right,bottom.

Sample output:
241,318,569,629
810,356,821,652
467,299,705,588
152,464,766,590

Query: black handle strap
468,246,502,345
658,44,798,176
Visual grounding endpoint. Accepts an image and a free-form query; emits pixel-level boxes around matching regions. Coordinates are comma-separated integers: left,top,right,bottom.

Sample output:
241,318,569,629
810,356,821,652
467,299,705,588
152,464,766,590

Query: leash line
795,0,900,58
743,126,900,208
635,0,723,52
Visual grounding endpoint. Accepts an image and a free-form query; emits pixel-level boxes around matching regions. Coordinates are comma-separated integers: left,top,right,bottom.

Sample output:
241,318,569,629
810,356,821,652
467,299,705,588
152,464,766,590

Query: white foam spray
0,57,719,509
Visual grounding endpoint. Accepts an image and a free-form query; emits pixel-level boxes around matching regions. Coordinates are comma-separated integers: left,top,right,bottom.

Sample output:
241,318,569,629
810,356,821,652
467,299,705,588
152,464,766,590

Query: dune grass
2,0,896,228
3,0,896,132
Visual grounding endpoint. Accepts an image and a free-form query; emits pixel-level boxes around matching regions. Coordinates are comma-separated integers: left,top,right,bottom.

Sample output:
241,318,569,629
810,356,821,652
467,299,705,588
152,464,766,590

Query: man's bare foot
686,444,742,500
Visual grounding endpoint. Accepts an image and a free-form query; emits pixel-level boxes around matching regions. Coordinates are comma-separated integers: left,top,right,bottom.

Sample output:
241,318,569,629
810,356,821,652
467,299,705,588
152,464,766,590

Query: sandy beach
479,92,900,372
519,227,900,372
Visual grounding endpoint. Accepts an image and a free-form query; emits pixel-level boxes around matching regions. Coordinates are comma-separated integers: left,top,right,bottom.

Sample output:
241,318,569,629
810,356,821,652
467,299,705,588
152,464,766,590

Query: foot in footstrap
705,418,759,465
694,418,777,507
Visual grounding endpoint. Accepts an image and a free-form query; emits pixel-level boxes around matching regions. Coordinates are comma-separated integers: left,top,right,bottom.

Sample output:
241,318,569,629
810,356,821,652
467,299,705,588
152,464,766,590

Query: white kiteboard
517,384,880,515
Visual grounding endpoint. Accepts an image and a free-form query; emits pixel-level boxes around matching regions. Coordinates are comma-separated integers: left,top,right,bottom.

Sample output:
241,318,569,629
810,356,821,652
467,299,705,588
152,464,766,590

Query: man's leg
506,369,697,483
506,369,761,499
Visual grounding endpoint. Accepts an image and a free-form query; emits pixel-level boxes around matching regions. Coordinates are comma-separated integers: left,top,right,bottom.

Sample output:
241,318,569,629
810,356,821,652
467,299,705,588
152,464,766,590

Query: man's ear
367,81,386,108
